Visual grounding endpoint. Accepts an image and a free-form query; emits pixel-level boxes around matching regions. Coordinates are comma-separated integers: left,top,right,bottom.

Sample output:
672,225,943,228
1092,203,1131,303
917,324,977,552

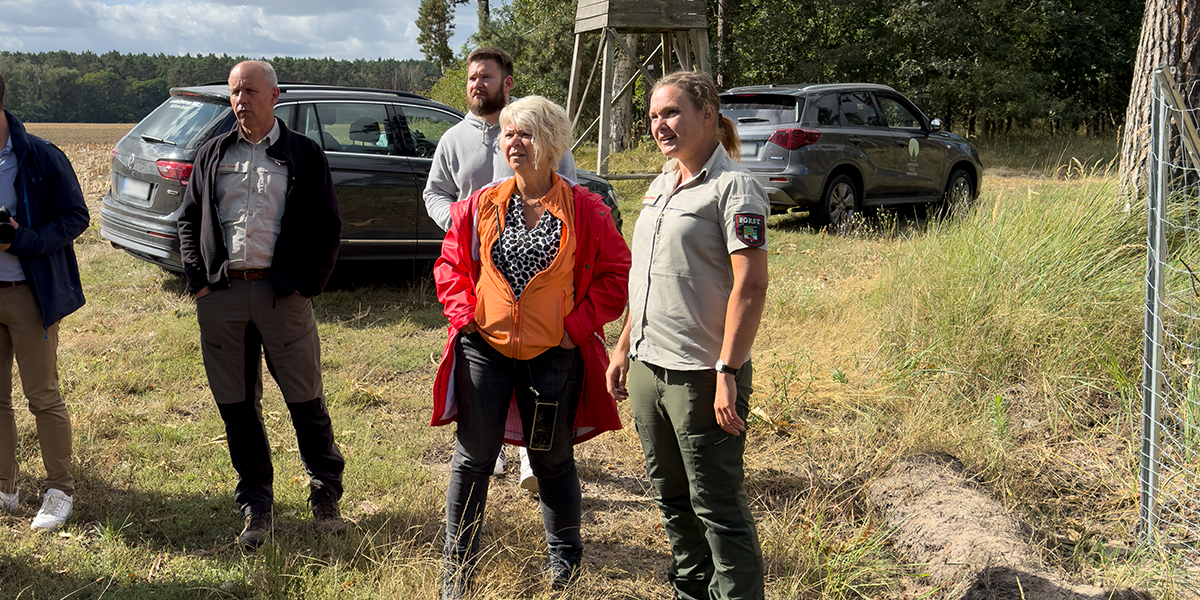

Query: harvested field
23,122,134,148
24,125,132,202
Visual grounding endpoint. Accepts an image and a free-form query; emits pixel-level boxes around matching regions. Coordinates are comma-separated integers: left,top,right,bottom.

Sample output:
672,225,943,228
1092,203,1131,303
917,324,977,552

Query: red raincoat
431,178,631,444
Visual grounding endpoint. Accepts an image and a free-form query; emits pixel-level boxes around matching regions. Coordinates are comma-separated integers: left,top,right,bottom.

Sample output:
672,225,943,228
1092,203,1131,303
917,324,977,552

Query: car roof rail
185,81,425,100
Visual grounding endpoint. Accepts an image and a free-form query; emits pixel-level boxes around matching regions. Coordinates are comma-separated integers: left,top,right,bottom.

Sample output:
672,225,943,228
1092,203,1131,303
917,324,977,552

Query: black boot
547,547,582,591
442,550,475,600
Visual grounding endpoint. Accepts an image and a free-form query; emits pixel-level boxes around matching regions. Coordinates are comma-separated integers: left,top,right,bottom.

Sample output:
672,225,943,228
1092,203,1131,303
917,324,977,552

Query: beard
468,88,507,117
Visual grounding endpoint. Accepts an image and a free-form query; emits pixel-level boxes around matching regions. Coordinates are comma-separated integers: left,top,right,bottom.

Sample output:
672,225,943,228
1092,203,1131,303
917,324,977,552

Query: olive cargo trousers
628,358,764,600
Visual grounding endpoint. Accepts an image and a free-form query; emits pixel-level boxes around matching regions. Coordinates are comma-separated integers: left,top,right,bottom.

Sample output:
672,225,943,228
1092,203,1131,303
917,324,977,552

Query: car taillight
767,128,821,150
110,147,117,165
156,160,193,185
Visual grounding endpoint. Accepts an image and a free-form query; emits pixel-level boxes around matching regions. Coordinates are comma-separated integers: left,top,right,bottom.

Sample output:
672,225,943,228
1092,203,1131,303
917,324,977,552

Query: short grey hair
499,96,572,170
233,60,278,88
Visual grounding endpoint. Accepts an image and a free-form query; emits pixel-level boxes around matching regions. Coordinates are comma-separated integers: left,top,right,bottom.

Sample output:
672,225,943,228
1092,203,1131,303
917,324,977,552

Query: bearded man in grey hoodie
422,47,576,231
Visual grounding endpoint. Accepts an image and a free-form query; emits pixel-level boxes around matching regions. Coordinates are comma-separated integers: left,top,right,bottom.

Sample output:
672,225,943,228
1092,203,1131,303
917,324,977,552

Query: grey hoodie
422,111,576,231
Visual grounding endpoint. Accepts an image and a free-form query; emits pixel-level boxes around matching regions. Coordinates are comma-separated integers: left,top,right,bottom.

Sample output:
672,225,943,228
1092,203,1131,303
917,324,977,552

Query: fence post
1139,68,1170,542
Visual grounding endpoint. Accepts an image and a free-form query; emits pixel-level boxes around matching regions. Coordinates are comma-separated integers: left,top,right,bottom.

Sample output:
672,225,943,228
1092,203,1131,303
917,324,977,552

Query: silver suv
721,83,982,226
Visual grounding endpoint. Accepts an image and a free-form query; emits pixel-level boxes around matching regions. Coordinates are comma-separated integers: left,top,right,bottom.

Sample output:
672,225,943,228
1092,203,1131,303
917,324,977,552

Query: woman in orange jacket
432,95,630,598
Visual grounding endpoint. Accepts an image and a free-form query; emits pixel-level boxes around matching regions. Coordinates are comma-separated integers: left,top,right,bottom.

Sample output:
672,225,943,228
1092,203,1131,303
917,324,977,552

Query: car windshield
721,95,799,126
129,96,231,148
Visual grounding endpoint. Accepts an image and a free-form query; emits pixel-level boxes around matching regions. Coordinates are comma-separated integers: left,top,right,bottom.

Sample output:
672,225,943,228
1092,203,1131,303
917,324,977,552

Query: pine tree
417,0,456,74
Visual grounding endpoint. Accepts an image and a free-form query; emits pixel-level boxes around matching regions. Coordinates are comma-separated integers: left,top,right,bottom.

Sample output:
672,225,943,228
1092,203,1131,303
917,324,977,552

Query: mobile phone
529,399,557,451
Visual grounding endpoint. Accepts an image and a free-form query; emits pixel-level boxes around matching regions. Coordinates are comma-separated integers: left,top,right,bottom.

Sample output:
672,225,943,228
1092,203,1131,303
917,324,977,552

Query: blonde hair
499,96,572,169
653,71,741,160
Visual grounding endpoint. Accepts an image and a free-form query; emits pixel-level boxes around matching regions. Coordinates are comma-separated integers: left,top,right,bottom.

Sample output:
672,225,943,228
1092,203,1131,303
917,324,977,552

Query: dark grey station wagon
721,83,982,226
100,84,621,271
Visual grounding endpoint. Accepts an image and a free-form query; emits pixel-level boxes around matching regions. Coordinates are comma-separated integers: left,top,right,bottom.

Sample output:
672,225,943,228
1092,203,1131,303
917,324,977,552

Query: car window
839,92,881,128
128,96,231,148
273,104,294,128
720,95,799,126
296,104,324,148
396,105,460,158
878,96,923,129
314,103,397,156
801,94,839,126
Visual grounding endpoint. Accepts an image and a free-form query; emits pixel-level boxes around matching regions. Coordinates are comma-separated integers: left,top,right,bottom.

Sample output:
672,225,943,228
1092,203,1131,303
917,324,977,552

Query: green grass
0,134,1182,598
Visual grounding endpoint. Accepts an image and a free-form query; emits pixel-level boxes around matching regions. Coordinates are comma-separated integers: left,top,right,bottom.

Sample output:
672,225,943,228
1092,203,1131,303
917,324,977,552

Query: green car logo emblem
908,138,920,159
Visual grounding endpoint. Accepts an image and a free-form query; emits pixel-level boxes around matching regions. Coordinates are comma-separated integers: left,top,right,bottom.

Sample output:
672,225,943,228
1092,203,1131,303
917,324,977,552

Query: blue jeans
445,332,583,562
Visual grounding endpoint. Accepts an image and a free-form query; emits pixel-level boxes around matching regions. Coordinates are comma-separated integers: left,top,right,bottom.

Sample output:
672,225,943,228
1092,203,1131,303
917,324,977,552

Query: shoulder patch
734,213,766,247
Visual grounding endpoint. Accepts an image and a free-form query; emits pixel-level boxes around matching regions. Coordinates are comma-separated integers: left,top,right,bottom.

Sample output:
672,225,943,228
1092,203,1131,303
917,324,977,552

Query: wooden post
693,29,710,74
567,33,584,123
597,30,615,175
661,33,671,74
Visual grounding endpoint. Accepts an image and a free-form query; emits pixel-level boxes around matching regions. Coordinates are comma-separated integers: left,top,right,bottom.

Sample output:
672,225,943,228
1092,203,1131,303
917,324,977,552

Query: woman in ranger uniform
432,95,630,598
606,71,771,600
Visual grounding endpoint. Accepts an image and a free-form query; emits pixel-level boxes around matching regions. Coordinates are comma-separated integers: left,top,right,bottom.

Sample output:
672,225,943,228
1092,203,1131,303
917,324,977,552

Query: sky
0,0,482,61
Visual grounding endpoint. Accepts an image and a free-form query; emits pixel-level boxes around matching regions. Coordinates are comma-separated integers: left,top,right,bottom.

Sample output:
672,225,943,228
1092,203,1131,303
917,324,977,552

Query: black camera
0,207,15,245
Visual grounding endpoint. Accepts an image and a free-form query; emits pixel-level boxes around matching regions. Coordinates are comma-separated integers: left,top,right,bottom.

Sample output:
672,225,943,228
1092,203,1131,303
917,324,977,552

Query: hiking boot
30,489,72,531
238,512,272,548
0,488,16,513
441,551,475,600
310,484,346,534
547,547,582,591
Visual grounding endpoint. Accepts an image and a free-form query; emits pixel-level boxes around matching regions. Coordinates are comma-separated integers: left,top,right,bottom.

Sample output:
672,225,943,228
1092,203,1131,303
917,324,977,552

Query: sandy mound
865,454,1150,600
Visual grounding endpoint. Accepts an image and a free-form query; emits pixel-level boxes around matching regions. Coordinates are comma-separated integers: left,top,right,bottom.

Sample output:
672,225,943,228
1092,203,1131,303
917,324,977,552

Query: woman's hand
605,352,629,401
559,331,576,349
461,320,478,334
714,373,746,436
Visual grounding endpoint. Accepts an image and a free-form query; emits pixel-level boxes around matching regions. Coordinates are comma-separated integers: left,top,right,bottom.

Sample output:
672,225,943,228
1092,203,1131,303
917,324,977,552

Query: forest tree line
0,51,439,123
0,0,1142,137
421,0,1142,139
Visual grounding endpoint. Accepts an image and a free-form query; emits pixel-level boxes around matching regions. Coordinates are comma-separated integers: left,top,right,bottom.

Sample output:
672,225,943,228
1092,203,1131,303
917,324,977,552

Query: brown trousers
0,284,72,495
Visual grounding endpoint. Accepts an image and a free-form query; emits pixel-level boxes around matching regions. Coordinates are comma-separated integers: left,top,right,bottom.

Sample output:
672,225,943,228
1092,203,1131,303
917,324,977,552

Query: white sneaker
31,489,72,531
518,448,538,493
492,449,507,476
0,488,16,513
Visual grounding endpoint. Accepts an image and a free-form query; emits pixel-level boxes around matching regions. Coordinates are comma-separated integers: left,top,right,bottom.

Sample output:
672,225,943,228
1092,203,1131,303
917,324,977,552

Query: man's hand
714,373,745,436
195,286,212,299
559,330,576,349
605,351,629,401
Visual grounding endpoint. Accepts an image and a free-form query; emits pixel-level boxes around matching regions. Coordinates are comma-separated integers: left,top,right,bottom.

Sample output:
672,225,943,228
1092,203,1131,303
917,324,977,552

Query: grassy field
0,124,1173,599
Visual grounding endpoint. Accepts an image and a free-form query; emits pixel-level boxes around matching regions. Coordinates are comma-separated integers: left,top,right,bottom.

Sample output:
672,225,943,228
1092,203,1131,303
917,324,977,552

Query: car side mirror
929,118,942,131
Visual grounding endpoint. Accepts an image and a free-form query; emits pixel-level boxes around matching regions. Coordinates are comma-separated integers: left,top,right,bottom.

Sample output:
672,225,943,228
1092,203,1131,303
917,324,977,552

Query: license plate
740,143,760,159
119,176,152,202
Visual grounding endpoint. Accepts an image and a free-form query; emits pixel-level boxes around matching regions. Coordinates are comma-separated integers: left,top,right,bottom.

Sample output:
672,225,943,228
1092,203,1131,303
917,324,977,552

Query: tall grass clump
874,177,1145,396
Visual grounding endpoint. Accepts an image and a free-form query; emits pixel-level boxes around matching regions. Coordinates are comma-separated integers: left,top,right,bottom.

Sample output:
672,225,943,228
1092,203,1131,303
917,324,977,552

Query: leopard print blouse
491,192,562,299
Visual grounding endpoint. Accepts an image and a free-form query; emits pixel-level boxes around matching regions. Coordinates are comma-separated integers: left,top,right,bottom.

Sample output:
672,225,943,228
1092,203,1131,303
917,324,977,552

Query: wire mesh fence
1142,67,1200,596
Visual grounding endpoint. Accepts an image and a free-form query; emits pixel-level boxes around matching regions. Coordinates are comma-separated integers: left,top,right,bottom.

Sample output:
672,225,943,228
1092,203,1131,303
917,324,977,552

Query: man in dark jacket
0,72,89,531
177,60,345,548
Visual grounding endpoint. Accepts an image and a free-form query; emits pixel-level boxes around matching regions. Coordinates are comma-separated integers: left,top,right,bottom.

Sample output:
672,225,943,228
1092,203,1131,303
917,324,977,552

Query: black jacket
3,111,89,329
178,118,341,298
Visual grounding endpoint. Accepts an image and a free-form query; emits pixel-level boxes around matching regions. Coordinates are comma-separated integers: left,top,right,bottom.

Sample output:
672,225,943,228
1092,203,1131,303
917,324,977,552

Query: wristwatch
714,359,739,376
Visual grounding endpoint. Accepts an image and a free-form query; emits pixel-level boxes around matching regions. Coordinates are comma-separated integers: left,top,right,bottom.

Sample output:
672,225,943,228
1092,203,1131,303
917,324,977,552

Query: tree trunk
1120,0,1200,200
717,0,735,87
478,0,489,34
610,33,637,152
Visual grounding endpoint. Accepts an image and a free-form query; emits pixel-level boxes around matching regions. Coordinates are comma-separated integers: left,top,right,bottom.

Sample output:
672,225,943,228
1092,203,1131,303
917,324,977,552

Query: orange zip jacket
473,176,577,359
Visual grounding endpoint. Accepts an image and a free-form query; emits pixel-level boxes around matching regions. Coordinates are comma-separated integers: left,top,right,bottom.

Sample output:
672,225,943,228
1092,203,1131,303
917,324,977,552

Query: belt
228,269,271,282
0,280,27,288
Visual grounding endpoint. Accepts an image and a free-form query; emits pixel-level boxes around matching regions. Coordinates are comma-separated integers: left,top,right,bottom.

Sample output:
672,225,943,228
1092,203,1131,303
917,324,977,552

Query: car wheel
945,169,973,208
814,174,858,228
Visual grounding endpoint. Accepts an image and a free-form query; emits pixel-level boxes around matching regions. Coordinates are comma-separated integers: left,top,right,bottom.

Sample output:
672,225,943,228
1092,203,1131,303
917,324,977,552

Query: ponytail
718,114,741,161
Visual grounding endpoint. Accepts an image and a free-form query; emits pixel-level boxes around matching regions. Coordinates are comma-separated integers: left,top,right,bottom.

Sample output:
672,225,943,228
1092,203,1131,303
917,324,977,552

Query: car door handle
895,140,909,146
848,137,862,144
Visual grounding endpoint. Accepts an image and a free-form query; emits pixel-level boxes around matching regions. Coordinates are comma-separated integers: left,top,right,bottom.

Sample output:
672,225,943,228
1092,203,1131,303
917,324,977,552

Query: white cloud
0,0,482,60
